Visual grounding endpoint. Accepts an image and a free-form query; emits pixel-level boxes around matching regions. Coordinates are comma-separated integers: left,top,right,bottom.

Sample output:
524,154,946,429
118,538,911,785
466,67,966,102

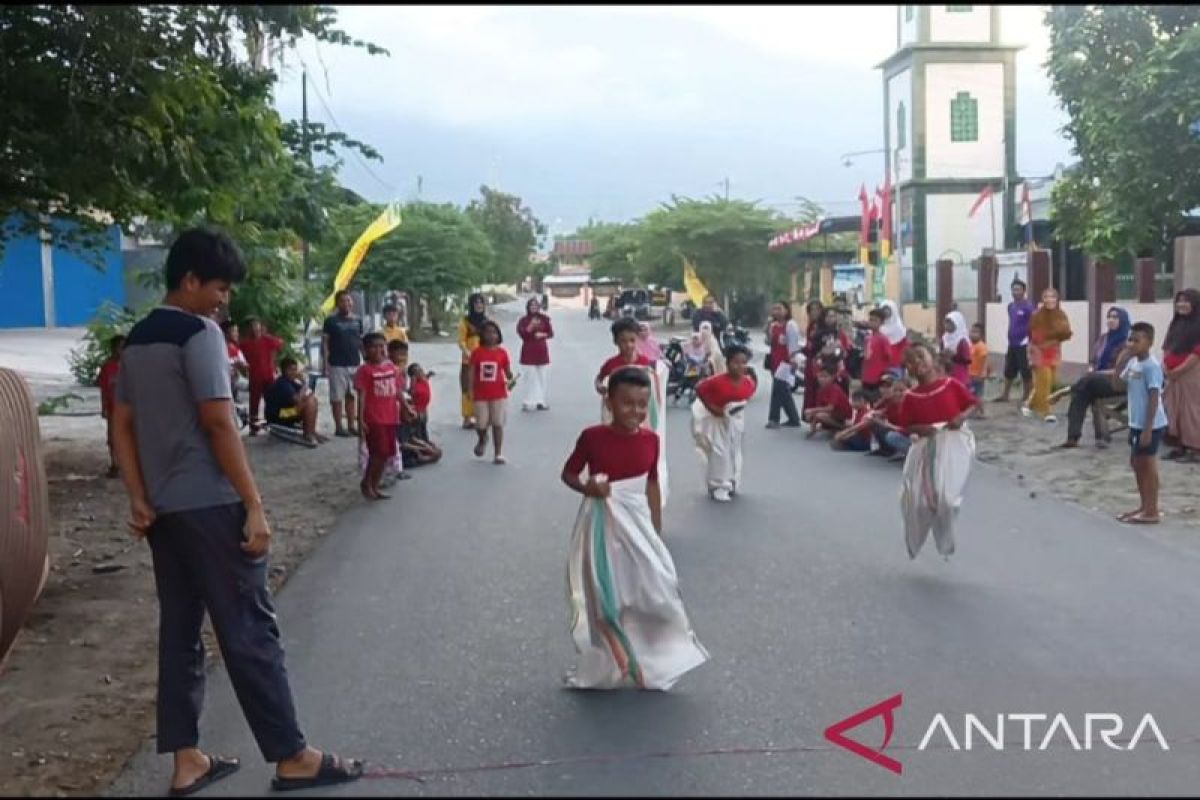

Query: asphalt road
110,307,1200,797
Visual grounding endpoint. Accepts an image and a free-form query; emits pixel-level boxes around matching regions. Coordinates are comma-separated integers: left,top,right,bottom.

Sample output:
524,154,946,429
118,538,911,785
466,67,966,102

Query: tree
1045,5,1200,260
465,185,545,285
0,5,385,254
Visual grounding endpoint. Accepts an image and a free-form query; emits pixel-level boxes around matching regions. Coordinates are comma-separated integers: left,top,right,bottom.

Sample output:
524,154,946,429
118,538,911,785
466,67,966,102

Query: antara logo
825,694,1170,775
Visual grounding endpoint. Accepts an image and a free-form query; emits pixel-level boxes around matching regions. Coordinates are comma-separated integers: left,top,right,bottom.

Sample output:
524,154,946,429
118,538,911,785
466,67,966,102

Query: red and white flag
968,184,993,218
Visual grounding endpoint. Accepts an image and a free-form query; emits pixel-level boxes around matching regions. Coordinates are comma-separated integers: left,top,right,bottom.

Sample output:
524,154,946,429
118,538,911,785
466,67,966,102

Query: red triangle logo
824,693,904,775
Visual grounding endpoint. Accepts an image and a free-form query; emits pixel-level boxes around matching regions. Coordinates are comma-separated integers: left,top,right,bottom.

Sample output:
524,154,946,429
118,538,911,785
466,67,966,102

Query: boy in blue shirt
1112,322,1169,525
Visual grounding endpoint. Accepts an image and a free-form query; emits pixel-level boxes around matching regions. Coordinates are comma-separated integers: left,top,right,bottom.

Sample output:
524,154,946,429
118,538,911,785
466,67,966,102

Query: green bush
67,301,145,386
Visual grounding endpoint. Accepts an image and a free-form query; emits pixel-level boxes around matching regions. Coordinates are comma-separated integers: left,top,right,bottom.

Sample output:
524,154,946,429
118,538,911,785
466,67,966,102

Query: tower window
897,102,907,149
950,91,979,142
946,5,973,11
905,5,914,22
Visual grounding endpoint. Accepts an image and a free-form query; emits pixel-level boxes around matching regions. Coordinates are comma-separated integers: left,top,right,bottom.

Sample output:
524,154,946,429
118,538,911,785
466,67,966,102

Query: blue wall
50,219,124,327
0,215,47,328
0,213,124,329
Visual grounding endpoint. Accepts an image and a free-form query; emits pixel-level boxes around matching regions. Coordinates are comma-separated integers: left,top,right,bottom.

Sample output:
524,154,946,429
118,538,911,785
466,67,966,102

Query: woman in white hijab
940,310,972,387
878,300,910,375
698,321,725,375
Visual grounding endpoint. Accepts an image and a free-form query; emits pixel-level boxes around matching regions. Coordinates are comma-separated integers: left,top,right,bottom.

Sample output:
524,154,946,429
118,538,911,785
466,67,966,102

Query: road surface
110,307,1200,796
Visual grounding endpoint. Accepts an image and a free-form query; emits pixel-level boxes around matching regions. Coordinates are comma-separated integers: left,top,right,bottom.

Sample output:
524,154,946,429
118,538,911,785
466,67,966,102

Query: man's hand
128,497,156,539
241,505,272,558
583,477,611,499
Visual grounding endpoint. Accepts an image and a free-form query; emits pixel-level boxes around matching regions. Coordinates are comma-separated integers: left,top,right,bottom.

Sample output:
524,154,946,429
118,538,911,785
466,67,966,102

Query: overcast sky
274,5,1074,238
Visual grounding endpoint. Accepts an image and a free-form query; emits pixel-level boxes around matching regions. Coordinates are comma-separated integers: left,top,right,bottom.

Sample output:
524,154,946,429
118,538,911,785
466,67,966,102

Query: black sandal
168,755,240,797
271,752,364,792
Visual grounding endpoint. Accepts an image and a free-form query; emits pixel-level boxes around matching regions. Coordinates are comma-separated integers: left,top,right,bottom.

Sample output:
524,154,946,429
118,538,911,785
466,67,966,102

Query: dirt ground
0,333,466,797
1,319,1197,796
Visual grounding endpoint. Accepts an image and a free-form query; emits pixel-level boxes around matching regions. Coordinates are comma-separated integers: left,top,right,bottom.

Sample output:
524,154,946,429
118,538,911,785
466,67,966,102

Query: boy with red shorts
354,332,400,500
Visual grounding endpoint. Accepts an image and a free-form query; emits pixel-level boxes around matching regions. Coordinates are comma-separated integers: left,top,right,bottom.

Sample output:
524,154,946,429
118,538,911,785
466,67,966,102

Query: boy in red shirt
595,317,654,396
98,334,126,478
354,332,400,500
239,317,285,434
861,308,893,402
869,375,913,461
831,389,874,452
469,321,516,464
803,366,851,438
694,344,758,502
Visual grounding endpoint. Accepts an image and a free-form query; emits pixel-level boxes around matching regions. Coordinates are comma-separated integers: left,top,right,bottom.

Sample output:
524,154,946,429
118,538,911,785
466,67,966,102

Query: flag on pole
858,184,871,265
1020,181,1035,251
682,257,711,308
319,202,403,316
877,177,893,260
967,184,994,218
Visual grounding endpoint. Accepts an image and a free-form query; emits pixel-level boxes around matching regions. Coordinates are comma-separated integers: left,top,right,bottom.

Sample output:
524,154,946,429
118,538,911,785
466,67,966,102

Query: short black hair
279,356,298,372
109,334,126,353
1130,321,1155,340
335,289,352,303
382,304,398,315
480,320,503,344
362,332,386,348
243,315,261,327
218,319,236,333
164,228,247,291
387,339,409,353
868,308,884,321
407,363,422,378
851,389,866,402
724,343,752,362
611,317,640,340
1011,278,1027,290
608,366,652,394
817,365,835,377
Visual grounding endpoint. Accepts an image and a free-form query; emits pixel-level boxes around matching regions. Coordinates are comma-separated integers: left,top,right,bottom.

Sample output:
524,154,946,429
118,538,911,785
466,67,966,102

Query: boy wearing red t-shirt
803,366,851,438
694,344,757,502
861,308,893,401
98,334,126,478
869,376,913,461
239,317,285,433
469,321,516,464
831,390,874,452
354,332,400,500
595,317,654,395
563,368,664,534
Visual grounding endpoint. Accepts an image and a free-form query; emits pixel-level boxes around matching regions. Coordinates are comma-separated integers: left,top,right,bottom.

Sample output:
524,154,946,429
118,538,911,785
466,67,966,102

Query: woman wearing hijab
636,321,665,364
458,292,489,428
698,321,725,375
940,310,972,387
1162,289,1200,463
1024,287,1072,424
1057,306,1131,448
517,297,554,412
800,300,825,414
878,299,910,375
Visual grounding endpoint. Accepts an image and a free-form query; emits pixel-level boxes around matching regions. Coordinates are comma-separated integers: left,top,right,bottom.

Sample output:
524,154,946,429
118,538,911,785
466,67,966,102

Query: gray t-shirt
115,306,242,514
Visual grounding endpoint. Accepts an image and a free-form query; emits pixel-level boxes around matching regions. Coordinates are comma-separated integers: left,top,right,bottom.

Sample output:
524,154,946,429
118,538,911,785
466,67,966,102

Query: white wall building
879,5,1020,302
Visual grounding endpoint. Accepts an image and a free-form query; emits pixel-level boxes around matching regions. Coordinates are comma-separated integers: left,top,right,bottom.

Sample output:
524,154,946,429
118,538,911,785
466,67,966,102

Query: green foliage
38,393,84,417
465,186,545,284
1045,5,1200,259
67,301,145,386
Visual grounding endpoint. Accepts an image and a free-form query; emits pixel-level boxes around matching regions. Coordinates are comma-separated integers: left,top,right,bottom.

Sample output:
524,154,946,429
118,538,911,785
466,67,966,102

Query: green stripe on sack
591,502,643,686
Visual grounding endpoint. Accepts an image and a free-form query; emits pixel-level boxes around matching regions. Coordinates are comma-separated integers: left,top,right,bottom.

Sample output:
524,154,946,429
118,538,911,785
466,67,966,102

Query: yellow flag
319,202,403,315
682,257,711,308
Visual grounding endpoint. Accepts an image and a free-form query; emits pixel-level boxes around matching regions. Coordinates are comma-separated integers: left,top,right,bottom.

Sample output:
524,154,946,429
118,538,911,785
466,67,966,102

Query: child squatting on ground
561,367,709,691
1112,322,1169,525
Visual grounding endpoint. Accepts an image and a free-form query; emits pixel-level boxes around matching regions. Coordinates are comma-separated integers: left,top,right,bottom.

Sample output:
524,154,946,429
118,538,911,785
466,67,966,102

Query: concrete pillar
976,254,997,338
1086,257,1116,349
1030,249,1052,300
935,259,954,334
1135,257,1158,303
1175,236,1200,295
885,254,902,303
820,264,833,304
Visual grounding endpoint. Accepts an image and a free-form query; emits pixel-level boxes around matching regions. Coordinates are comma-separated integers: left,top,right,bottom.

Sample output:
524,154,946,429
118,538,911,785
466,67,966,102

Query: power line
296,54,397,195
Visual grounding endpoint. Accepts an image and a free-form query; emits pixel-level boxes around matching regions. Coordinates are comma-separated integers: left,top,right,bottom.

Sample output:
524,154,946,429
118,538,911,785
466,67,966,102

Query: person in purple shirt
997,278,1035,403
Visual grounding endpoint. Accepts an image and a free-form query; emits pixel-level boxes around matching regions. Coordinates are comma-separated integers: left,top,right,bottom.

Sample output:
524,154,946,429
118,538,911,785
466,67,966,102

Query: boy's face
337,294,354,315
607,382,650,432
365,339,386,363
250,320,264,337
868,315,881,331
727,352,749,380
817,371,834,387
906,347,935,380
616,330,639,359
183,275,231,317
969,327,982,342
384,310,399,326
852,396,868,410
284,363,301,381
482,326,499,346
225,325,239,342
890,381,908,401
389,349,409,368
1012,284,1026,302
1129,330,1152,357
411,366,426,381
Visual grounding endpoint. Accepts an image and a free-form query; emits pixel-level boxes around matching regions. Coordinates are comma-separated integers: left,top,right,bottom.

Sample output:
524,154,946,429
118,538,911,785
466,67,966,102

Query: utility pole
301,69,311,282
723,177,730,201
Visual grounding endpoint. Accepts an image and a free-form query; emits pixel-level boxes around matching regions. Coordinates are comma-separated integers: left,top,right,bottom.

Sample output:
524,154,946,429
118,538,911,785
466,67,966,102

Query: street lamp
840,148,887,168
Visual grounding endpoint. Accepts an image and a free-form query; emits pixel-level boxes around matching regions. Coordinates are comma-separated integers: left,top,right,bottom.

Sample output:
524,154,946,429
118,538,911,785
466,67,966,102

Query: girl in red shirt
860,308,894,399
469,321,516,464
517,297,554,411
693,344,758,501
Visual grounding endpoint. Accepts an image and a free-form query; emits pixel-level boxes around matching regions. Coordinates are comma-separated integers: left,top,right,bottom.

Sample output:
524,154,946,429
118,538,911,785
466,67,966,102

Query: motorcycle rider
691,294,729,341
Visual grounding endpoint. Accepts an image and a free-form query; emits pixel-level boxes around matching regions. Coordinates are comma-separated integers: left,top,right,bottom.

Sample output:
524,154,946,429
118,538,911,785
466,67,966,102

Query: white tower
878,5,1020,301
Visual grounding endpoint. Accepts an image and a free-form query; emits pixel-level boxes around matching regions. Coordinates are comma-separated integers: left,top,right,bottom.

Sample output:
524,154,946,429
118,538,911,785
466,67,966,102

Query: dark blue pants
768,378,800,425
148,502,306,762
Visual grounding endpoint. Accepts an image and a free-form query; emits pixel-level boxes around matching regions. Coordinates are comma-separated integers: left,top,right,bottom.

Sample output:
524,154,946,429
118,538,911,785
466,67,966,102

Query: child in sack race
561,368,709,691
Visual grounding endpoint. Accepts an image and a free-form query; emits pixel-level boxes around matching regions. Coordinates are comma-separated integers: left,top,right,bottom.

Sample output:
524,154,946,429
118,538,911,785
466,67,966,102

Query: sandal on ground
168,755,240,797
1116,510,1142,522
334,428,352,438
271,753,364,793
1055,440,1080,449
1122,514,1161,525
494,456,507,465
1163,449,1185,461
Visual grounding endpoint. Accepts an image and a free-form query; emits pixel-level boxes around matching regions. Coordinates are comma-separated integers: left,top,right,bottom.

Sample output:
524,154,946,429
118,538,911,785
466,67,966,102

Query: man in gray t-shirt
110,228,362,794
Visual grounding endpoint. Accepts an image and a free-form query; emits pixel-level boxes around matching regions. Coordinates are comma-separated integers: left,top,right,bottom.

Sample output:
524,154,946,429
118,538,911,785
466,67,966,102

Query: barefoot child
98,334,126,477
354,332,400,500
1112,322,1168,525
968,323,991,417
802,366,851,438
562,368,709,690
831,389,874,452
239,316,285,435
692,344,757,502
896,344,981,560
469,321,516,465
383,339,412,483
